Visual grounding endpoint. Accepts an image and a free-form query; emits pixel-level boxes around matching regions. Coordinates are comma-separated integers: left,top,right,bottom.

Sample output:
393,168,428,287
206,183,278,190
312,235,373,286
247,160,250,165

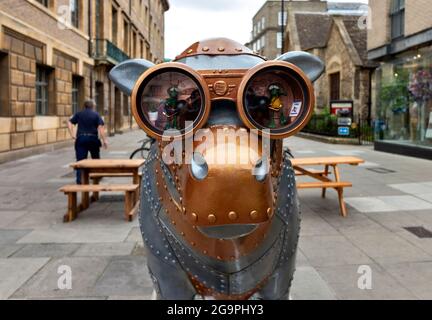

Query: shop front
374,45,432,159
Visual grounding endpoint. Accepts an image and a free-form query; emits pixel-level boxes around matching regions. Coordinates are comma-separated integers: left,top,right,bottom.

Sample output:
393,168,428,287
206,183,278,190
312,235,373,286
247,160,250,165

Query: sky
165,0,368,59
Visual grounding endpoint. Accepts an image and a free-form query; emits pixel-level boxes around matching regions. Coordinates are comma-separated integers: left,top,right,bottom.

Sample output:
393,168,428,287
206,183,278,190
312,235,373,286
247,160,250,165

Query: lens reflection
140,71,203,133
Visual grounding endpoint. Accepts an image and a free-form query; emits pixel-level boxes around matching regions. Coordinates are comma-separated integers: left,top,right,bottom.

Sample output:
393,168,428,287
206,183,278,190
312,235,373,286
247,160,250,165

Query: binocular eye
132,64,210,139
238,62,315,139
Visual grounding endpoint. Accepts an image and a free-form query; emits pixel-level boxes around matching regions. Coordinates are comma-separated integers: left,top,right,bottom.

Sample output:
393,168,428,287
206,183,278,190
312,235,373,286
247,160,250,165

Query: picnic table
291,156,364,217
60,159,145,222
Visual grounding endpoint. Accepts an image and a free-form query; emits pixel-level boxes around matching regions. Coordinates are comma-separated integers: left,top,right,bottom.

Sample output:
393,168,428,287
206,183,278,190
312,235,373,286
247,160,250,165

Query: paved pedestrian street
0,130,431,300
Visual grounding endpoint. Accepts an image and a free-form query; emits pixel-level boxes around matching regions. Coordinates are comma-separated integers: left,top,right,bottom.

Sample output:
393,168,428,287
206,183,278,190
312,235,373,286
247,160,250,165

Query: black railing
302,114,375,145
92,39,129,64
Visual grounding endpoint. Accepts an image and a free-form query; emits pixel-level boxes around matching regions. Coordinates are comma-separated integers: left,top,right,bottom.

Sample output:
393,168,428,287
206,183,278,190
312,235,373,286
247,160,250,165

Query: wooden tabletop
291,157,365,166
70,159,145,169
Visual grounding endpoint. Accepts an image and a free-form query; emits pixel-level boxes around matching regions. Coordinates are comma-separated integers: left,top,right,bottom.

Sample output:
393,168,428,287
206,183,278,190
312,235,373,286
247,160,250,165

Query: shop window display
375,48,432,148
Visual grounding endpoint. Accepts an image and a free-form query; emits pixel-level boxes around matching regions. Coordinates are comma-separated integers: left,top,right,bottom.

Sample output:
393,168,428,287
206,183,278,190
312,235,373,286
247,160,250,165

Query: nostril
253,156,269,182
190,152,209,181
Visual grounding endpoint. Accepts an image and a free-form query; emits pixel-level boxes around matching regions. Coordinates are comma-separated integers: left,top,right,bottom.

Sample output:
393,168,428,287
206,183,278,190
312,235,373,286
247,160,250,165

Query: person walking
68,100,108,184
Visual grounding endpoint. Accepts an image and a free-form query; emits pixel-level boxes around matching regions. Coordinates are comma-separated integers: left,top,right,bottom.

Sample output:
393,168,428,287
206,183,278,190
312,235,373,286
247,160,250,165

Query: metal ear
109,59,155,96
276,51,325,82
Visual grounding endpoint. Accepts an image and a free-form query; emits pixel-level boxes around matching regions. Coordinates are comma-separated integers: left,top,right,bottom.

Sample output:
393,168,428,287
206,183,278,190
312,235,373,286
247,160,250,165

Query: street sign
338,127,350,136
338,117,352,126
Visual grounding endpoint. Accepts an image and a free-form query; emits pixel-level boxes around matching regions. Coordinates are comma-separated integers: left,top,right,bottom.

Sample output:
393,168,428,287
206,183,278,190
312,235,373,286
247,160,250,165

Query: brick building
246,0,327,60
0,0,169,163
368,0,432,159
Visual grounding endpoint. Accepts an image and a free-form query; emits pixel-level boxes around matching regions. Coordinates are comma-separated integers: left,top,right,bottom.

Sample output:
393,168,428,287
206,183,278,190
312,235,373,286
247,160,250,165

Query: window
70,0,79,29
261,35,265,48
277,32,283,49
253,25,256,37
123,20,129,54
36,66,49,115
0,52,10,116
36,0,48,7
132,31,137,58
95,82,104,115
261,16,266,30
278,11,287,26
112,6,118,45
257,21,261,33
72,76,83,115
95,0,103,39
123,94,129,116
257,39,261,51
390,0,405,39
330,72,341,101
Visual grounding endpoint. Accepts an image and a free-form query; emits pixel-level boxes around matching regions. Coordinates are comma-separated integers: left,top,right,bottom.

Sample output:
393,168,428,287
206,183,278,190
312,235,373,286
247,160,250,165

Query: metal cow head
110,38,324,299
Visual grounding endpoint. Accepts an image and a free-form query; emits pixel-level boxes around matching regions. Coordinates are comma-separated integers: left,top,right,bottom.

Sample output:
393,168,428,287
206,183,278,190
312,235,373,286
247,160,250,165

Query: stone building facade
0,0,169,163
368,0,432,159
284,10,376,121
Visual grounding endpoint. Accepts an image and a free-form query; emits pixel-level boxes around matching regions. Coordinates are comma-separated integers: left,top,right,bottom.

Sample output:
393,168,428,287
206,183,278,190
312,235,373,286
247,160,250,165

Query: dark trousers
75,135,101,184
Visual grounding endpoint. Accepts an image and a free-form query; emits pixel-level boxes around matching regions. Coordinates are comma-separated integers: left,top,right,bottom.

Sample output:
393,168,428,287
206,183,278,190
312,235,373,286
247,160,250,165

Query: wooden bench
292,157,364,217
89,173,141,201
60,184,139,223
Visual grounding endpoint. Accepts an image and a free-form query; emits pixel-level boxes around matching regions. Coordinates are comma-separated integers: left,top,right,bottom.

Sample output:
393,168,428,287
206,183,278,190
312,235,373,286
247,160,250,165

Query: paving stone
73,243,136,257
12,244,80,258
345,195,432,213
382,261,432,300
93,256,154,297
389,182,432,195
344,231,431,264
125,227,143,243
12,257,109,299
299,235,373,267
299,215,339,237
0,258,49,299
316,264,417,300
107,295,152,300
0,211,28,228
0,229,31,244
0,244,24,258
17,227,131,244
291,266,336,300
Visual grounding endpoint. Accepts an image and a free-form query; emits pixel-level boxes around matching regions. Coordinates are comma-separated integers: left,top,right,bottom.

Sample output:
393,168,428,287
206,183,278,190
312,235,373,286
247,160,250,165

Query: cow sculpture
109,38,324,300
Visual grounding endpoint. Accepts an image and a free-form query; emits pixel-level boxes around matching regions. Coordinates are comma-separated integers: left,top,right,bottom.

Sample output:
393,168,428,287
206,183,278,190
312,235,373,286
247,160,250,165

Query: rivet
203,250,208,254
267,207,273,217
208,214,217,224
191,242,196,246
187,49,193,54
228,211,238,221
218,47,225,52
191,213,198,222
235,47,243,52
202,46,209,52
217,256,222,260
250,210,259,220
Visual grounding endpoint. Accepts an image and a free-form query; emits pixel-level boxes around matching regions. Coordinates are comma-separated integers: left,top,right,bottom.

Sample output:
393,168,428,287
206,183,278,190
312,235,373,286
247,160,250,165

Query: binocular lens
137,70,205,137
241,65,313,138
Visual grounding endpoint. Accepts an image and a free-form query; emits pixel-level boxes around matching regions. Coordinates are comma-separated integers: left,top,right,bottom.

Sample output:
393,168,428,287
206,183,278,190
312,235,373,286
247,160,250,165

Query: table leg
321,165,329,198
333,165,347,217
125,191,133,222
82,169,90,210
133,169,140,203
64,192,77,223
92,177,101,202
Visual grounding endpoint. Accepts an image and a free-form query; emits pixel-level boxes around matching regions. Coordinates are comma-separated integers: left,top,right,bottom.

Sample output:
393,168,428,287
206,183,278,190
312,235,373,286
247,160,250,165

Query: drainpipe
281,0,285,54
89,0,94,99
